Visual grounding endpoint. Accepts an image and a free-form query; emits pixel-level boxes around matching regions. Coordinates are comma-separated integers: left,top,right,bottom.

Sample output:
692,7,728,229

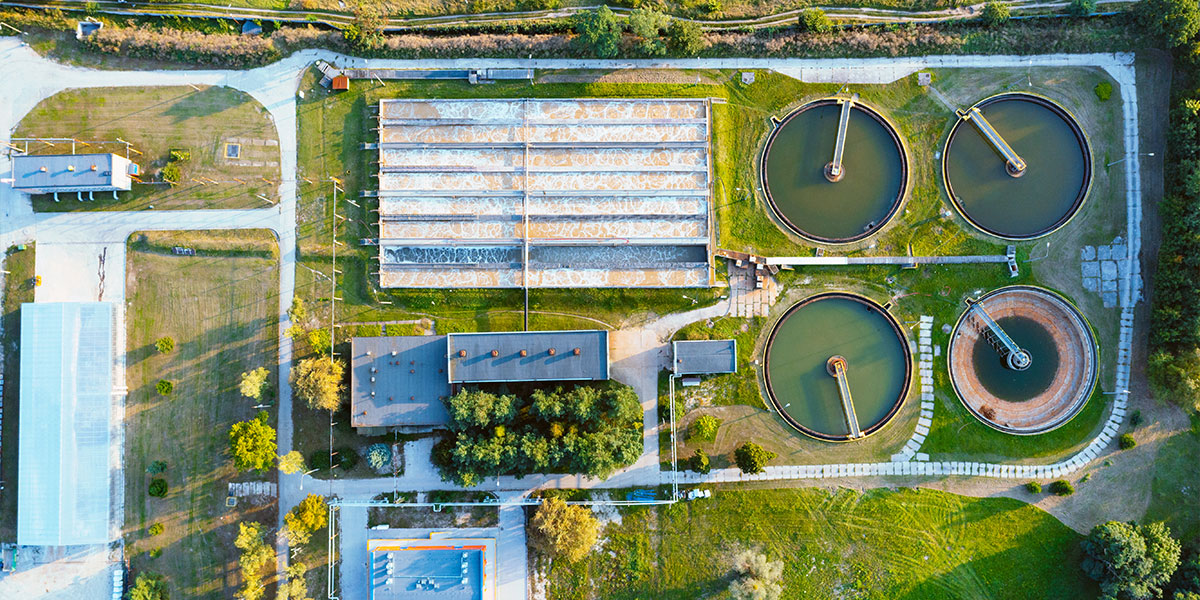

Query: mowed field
15,85,280,211
546,487,1097,600
124,230,280,598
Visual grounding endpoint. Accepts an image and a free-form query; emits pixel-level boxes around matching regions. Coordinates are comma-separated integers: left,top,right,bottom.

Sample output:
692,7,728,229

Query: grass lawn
124,230,280,599
544,487,1096,600
16,85,280,211
0,244,35,542
1144,413,1200,542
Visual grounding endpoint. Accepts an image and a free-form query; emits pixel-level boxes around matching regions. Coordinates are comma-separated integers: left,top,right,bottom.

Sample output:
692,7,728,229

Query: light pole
298,467,319,491
1106,153,1154,168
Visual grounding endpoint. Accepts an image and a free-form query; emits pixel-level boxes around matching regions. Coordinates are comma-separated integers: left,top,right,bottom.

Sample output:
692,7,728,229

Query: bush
168,149,191,163
1050,480,1075,496
127,573,167,600
1068,0,1097,16
734,442,776,474
155,379,173,396
980,2,1011,26
146,460,168,474
1119,433,1138,449
797,8,832,34
240,367,270,400
366,443,392,470
307,449,331,471
687,414,722,442
1026,481,1042,494
81,25,281,67
148,522,164,536
336,446,358,471
1130,409,1143,427
159,162,181,184
690,449,711,474
148,478,168,497
155,336,174,353
1095,80,1113,101
666,19,705,57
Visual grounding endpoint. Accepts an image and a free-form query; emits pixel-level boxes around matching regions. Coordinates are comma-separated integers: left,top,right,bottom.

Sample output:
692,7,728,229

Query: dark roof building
447,331,608,384
351,330,610,429
672,339,738,375
351,336,452,429
11,153,138,195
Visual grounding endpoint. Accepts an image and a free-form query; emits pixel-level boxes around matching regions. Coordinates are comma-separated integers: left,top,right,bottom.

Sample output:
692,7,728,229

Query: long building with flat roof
11,153,138,195
17,302,114,546
374,98,714,288
352,330,610,428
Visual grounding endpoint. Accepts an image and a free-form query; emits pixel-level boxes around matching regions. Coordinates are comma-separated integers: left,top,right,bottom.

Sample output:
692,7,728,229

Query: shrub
980,2,1010,26
168,149,191,162
148,478,168,497
729,548,783,600
155,336,174,353
690,449,711,473
366,443,392,470
148,522,164,536
797,8,832,34
307,449,331,471
1130,409,1143,427
688,414,722,442
146,460,168,474
240,367,270,400
155,379,173,396
127,573,167,600
307,328,332,355
1095,80,1113,101
1026,481,1042,494
734,442,776,474
666,19,705,57
336,446,358,471
1050,480,1075,496
288,297,307,324
1068,0,1097,16
148,547,162,559
159,162,181,184
1119,433,1138,449
81,25,281,67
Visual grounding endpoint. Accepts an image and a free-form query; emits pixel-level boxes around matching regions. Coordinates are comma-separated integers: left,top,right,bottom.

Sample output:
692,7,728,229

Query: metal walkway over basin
827,356,863,439
967,299,1032,370
960,107,1027,177
825,93,858,183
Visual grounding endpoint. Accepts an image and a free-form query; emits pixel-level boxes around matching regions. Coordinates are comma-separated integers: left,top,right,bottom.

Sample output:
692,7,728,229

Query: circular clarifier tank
761,98,908,244
943,93,1092,239
764,293,912,441
948,286,1098,435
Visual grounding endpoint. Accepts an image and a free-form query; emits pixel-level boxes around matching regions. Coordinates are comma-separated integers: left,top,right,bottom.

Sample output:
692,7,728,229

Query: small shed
672,339,738,375
241,21,263,36
332,75,350,91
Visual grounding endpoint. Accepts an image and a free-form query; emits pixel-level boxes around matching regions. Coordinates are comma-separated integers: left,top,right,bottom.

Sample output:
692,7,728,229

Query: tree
574,6,623,58
1177,551,1200,594
343,4,384,51
729,548,784,600
307,329,332,355
688,414,721,442
291,357,345,411
666,19,704,57
155,336,174,354
148,478,168,497
1025,481,1042,494
228,411,277,472
147,460,168,474
278,561,311,600
156,380,173,396
288,296,307,324
1082,521,1181,600
734,442,775,474
445,388,518,431
127,573,168,600
690,448,711,473
148,522,164,536
1137,0,1200,47
1068,0,1097,16
797,8,832,34
980,2,1010,26
278,450,305,475
1119,433,1138,449
240,367,269,400
529,498,600,562
288,494,329,535
234,521,274,600
628,8,668,56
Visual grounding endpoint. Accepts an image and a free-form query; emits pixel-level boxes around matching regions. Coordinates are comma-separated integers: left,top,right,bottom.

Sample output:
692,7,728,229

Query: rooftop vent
458,350,467,357
573,347,581,356
67,165,75,172
548,348,556,356
391,350,397,356
490,350,499,357
90,164,97,171
519,349,528,357
39,166,47,172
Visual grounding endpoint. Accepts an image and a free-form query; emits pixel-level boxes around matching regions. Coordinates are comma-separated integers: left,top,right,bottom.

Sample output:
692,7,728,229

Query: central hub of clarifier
823,162,845,182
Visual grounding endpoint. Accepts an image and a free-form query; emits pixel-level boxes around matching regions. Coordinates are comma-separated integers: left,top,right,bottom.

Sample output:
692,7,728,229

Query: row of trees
574,6,705,57
433,383,643,486
1082,520,1200,600
1142,0,1200,410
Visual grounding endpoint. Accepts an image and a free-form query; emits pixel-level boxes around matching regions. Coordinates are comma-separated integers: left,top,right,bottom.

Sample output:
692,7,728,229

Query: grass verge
0,244,35,542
